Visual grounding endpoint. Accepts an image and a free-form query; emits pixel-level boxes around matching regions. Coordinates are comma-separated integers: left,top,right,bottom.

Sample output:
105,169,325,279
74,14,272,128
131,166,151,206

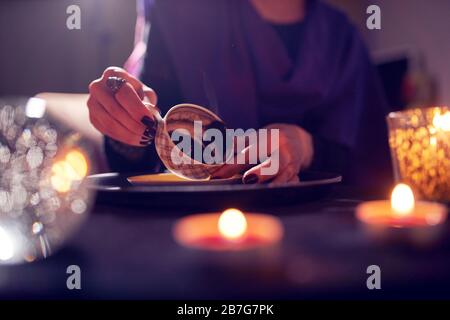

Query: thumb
211,143,258,178
242,156,280,184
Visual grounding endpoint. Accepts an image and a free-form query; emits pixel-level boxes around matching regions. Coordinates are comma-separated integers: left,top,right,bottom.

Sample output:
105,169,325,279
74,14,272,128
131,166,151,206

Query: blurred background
1,0,449,109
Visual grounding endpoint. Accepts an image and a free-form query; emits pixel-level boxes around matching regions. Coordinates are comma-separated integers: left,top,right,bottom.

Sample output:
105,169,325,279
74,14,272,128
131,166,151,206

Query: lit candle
387,106,450,202
356,184,447,245
357,183,447,228
173,209,283,251
217,208,248,241
391,183,415,218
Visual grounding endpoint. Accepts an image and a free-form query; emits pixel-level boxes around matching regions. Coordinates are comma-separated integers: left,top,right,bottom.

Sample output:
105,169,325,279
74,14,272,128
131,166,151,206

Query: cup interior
164,104,233,165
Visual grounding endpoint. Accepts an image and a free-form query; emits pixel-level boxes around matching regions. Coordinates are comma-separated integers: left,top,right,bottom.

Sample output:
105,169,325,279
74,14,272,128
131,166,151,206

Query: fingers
213,124,306,185
242,160,299,185
87,96,149,146
102,67,159,106
270,164,297,184
87,66,159,147
212,162,251,179
102,67,158,119
102,67,159,132
114,82,158,125
211,144,258,178
88,85,145,136
102,67,146,96
242,157,280,184
241,146,300,184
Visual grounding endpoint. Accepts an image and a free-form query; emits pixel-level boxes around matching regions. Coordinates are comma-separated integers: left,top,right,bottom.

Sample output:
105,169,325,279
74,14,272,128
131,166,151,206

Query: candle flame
391,183,415,217
218,208,247,240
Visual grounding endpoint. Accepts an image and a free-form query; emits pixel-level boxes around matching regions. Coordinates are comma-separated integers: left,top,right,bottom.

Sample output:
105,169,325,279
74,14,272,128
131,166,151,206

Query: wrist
105,136,149,161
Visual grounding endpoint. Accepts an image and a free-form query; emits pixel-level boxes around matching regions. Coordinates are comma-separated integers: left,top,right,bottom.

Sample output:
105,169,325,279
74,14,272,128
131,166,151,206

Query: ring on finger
106,76,127,94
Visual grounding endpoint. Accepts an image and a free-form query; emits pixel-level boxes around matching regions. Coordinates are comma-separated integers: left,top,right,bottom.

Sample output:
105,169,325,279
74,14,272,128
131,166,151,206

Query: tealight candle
173,208,283,251
356,183,447,244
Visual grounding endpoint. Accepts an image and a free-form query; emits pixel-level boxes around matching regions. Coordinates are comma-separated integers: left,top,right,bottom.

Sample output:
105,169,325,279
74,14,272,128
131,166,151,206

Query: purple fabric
136,0,391,186
142,0,387,148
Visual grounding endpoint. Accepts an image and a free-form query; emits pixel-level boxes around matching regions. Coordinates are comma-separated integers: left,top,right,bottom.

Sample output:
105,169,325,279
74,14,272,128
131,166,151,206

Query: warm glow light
430,136,437,146
50,150,88,193
65,150,88,179
432,111,450,132
218,208,247,240
0,226,14,261
391,183,415,216
51,161,73,193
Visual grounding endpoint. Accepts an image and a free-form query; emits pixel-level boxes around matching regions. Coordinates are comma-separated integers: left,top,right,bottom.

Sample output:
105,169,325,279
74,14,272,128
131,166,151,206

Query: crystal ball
0,97,94,264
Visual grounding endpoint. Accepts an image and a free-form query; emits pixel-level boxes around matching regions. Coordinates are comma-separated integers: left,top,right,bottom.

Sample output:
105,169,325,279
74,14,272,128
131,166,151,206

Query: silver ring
106,76,126,94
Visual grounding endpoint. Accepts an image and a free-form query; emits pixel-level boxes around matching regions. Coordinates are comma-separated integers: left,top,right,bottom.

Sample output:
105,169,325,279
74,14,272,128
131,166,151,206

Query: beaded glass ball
0,97,94,264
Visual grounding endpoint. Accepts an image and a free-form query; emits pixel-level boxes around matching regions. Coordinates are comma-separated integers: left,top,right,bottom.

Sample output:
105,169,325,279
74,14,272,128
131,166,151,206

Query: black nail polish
243,174,258,184
143,127,156,139
142,128,151,139
139,139,150,146
141,137,154,144
141,116,155,127
149,125,157,135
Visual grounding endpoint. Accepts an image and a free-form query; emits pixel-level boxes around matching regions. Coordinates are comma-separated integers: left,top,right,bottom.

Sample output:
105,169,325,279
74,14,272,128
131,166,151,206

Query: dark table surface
1,186,450,300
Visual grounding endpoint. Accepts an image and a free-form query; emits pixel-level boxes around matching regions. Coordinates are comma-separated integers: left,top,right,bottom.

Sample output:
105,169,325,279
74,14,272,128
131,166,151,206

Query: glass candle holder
387,106,450,202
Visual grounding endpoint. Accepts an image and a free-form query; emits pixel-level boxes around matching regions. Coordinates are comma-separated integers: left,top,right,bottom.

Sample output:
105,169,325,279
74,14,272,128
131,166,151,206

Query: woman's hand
87,66,159,147
212,123,314,184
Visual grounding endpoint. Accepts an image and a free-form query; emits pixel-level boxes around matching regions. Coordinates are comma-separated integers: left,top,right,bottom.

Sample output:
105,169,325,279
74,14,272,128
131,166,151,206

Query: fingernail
139,139,150,146
243,174,258,184
142,127,154,139
141,135,153,142
143,126,157,140
141,116,155,127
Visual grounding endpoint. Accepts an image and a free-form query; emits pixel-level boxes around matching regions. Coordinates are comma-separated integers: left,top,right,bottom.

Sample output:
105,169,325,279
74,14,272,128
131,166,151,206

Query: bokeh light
218,208,248,240
0,226,14,261
0,98,95,264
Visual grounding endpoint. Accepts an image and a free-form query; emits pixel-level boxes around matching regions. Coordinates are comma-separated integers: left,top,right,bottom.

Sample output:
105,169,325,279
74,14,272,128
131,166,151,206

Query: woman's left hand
212,123,314,184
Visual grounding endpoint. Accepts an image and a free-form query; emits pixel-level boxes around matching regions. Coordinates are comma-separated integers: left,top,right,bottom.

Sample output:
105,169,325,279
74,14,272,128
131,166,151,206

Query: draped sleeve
106,0,392,187
104,0,183,173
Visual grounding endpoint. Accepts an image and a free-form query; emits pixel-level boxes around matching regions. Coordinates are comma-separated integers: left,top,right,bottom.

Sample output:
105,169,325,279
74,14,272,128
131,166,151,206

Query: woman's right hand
87,66,159,147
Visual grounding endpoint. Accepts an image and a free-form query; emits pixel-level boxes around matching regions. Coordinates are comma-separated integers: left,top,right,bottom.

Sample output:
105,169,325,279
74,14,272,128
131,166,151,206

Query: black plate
87,171,342,211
